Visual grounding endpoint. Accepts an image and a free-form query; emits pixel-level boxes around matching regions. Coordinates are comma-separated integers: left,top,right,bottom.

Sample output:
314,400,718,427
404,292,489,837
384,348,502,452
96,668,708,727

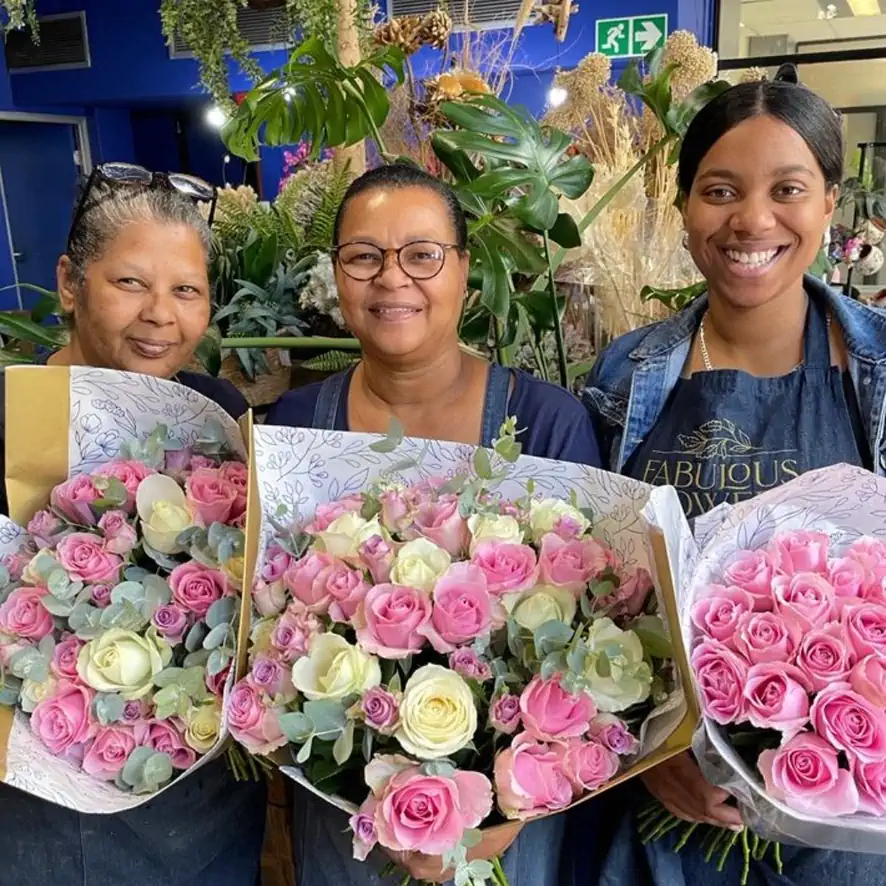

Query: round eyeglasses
332,240,460,281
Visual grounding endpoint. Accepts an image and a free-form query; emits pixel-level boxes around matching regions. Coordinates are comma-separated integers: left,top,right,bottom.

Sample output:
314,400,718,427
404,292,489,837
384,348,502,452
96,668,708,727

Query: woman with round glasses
0,163,267,885
266,163,601,886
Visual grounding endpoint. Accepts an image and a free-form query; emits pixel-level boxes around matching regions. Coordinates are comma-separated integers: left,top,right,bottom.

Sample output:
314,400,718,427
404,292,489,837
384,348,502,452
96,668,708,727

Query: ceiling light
847,0,881,15
548,85,568,107
205,105,227,128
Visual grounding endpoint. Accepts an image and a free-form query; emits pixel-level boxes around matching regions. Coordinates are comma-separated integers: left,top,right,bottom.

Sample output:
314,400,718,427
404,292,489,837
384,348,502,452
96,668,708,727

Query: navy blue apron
311,362,513,447
295,361,564,886
564,298,881,886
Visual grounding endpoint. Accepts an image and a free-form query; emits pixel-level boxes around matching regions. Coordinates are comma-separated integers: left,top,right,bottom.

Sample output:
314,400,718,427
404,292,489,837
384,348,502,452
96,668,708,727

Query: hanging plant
1,0,38,39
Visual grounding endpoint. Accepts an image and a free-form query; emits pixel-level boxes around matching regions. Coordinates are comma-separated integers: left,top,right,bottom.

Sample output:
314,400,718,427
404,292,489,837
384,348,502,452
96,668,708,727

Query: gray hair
66,181,212,287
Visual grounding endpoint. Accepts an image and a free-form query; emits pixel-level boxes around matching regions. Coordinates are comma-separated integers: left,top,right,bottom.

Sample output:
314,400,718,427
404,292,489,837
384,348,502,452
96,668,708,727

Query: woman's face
58,220,211,378
683,115,837,309
334,186,469,362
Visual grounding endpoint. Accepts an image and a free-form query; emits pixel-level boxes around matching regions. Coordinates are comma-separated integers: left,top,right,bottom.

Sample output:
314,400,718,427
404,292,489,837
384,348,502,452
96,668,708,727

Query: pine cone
373,15,423,54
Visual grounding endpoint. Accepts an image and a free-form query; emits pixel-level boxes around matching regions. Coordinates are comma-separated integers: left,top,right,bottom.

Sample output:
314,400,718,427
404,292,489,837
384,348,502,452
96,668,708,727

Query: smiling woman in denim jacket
563,65,886,886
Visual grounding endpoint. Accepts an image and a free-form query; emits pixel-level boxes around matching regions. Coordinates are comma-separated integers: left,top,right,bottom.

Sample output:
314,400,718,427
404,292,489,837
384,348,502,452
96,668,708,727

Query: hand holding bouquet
231,419,694,885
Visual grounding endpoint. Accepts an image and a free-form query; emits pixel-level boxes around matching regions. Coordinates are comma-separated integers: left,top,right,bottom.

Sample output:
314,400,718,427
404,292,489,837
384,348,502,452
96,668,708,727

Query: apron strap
480,363,511,447
311,369,350,430
803,296,832,369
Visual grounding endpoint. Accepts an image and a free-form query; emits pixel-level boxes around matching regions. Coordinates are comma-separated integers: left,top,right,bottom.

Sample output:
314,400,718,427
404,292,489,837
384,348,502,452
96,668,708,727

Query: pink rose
82,726,136,780
470,541,539,597
552,515,585,540
772,572,836,631
354,584,431,659
828,557,870,601
379,489,417,534
27,509,67,548
270,605,323,663
854,758,886,815
772,531,830,576
284,552,336,615
519,675,595,742
51,635,84,680
169,561,227,617
538,533,609,594
120,700,150,725
758,733,858,817
250,656,290,697
90,584,112,608
850,655,886,708
0,586,53,640
219,461,248,521
733,611,800,665
373,764,493,855
490,694,522,734
350,801,379,862
252,580,287,617
691,640,749,726
261,545,293,583
563,738,620,792
325,563,371,624
305,495,364,534
205,662,231,697
1,550,31,582
811,682,886,764
588,713,640,756
97,510,138,556
56,533,122,584
723,549,776,611
424,563,493,653
50,474,102,525
30,681,96,756
185,468,238,526
603,568,654,618
743,662,811,738
795,624,855,691
94,460,156,508
358,536,395,585
448,648,492,682
163,447,193,475
843,601,886,659
410,495,468,556
494,732,573,820
691,585,755,646
360,687,400,734
135,719,197,769
847,538,886,587
151,605,189,645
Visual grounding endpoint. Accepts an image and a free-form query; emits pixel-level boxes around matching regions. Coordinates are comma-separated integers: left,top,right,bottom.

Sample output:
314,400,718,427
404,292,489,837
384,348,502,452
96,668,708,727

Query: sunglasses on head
67,162,218,251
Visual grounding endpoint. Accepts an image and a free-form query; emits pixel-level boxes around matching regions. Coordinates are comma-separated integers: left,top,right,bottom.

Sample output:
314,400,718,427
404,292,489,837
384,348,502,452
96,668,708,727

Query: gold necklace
698,313,831,372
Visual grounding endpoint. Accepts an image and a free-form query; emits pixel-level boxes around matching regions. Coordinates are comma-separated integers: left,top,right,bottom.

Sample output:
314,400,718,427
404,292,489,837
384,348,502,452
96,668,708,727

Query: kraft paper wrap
0,365,254,810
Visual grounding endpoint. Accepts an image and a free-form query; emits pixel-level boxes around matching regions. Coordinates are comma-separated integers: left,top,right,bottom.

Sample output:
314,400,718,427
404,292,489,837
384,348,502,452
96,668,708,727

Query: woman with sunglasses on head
265,163,602,886
563,66,886,886
0,163,267,885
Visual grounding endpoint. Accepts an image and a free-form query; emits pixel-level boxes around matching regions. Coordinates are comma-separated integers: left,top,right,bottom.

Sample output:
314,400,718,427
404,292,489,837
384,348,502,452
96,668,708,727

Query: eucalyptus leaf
207,648,232,677
633,616,673,659
332,718,355,765
40,594,74,617
121,746,154,787
94,692,126,726
205,597,237,631
533,620,573,657
590,579,615,599
8,647,47,683
185,621,208,654
296,734,314,765
279,711,313,743
203,623,233,651
303,699,347,740
142,751,173,789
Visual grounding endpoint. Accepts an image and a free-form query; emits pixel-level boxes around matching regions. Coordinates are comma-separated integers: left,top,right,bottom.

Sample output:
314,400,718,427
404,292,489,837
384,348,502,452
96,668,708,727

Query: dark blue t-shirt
265,366,601,466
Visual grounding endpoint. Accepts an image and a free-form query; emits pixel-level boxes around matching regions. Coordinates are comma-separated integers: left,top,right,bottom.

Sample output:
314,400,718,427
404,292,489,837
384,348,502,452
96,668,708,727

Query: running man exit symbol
595,14,668,58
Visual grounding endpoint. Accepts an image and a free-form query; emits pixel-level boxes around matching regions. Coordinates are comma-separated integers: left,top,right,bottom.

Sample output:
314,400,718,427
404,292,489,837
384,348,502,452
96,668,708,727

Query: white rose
136,474,194,555
504,585,577,632
584,617,652,713
21,675,58,713
467,513,524,552
529,498,590,540
396,664,477,759
184,698,222,753
389,538,451,592
316,513,385,561
77,627,172,700
291,633,381,701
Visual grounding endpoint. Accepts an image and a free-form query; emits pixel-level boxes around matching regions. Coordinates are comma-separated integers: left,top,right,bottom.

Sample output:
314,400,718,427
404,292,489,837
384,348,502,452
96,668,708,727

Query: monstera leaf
223,37,406,162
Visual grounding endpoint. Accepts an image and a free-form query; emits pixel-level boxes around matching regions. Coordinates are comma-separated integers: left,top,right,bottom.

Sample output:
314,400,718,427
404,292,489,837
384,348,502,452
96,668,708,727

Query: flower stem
673,822,698,852
740,827,751,886
716,831,740,872
491,855,510,886
542,230,568,388
773,842,783,874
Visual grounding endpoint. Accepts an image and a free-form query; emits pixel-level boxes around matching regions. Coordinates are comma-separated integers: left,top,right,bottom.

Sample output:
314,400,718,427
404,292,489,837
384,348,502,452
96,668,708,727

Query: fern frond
300,350,360,372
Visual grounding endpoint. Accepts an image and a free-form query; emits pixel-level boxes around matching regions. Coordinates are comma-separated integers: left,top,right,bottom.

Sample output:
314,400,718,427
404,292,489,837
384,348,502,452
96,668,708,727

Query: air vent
5,12,90,73
170,6,293,57
388,0,528,30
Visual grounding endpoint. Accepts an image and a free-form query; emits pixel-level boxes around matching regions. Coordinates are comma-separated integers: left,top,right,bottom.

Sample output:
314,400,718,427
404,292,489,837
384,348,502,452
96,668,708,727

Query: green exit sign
595,14,669,59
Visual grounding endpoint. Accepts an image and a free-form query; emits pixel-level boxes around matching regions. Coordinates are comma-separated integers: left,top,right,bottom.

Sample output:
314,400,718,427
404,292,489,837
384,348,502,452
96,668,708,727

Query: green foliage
300,350,360,372
222,37,406,162
0,285,68,365
641,280,707,312
0,0,38,39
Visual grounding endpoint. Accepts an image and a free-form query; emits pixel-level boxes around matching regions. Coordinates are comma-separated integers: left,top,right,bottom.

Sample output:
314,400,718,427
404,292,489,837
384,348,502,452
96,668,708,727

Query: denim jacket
583,276,886,475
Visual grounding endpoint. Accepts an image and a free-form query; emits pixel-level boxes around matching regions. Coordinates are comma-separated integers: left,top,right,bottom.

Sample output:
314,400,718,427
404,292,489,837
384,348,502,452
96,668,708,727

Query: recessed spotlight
548,85,568,107
205,105,227,128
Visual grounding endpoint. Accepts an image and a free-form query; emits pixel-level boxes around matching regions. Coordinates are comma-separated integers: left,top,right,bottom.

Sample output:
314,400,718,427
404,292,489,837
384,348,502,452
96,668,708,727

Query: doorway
0,114,90,311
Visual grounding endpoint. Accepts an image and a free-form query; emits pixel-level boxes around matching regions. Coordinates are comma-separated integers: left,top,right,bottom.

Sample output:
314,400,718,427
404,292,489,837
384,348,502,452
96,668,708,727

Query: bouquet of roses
229,418,696,885
0,366,250,811
645,464,886,882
